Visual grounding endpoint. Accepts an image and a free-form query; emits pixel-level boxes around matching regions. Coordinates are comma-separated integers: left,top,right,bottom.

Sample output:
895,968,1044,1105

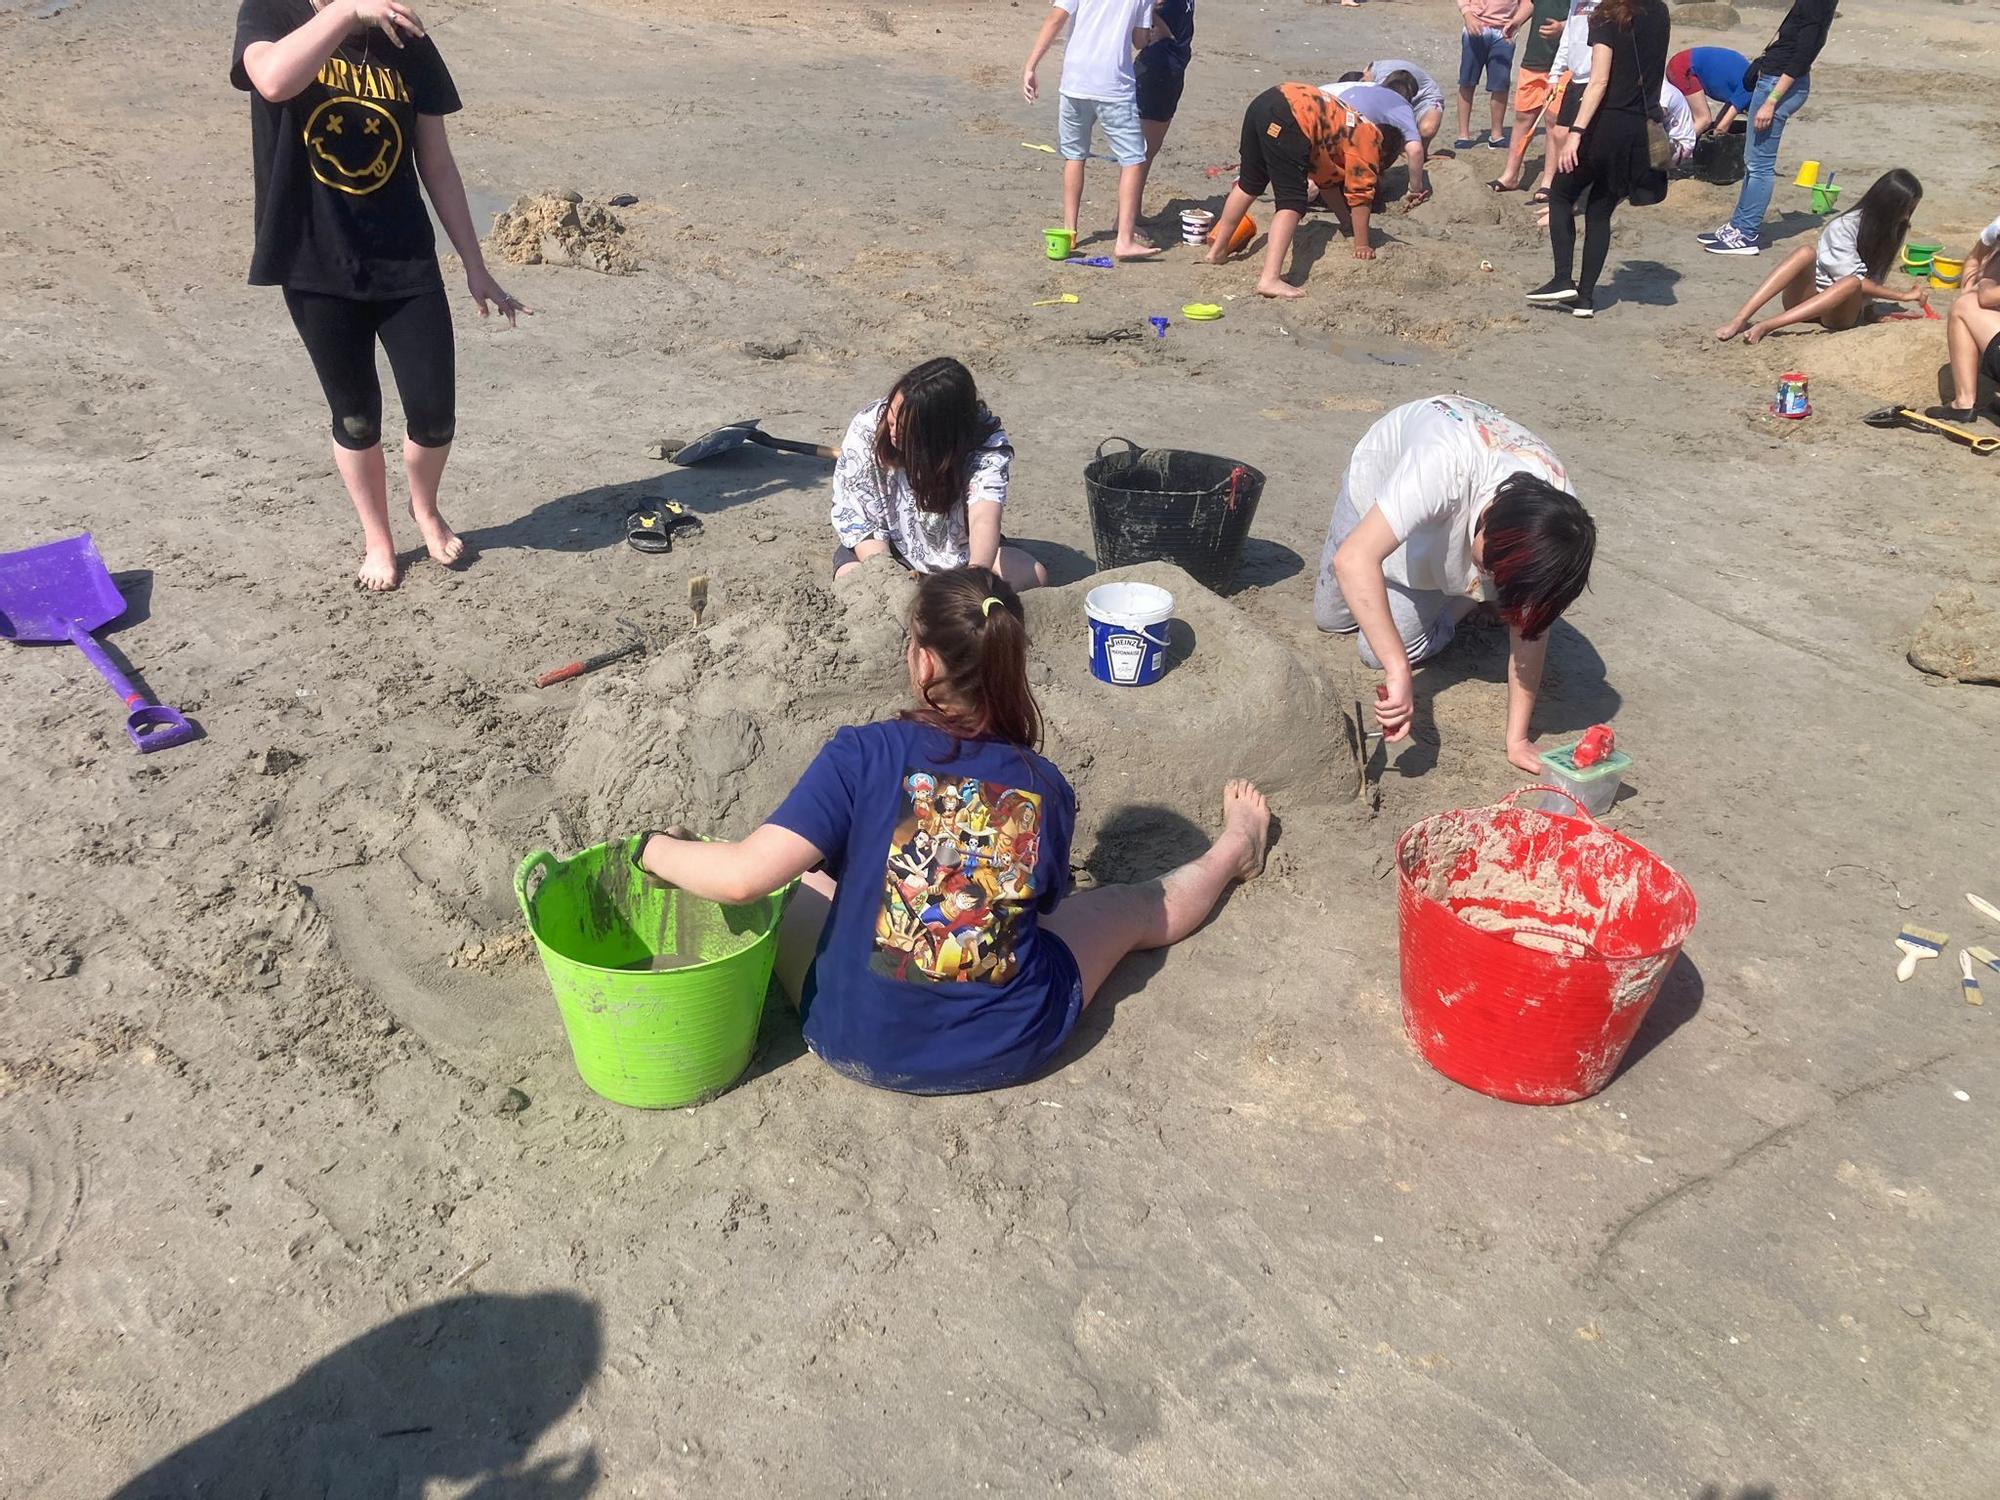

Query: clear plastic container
1527,743,1631,819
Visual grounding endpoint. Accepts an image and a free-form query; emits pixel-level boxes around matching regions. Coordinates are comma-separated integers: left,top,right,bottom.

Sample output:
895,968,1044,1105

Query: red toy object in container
1572,724,1615,768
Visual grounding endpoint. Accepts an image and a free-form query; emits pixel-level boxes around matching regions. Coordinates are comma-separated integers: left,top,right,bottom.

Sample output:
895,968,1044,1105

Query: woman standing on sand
231,0,526,592
1526,0,1670,320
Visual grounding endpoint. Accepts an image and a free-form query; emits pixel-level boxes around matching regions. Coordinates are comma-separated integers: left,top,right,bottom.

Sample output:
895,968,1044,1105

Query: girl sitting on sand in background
1205,83,1403,293
1714,169,1926,344
632,568,1272,1095
830,358,1047,591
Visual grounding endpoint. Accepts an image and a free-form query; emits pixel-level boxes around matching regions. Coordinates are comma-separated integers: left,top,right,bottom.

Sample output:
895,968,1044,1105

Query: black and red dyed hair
1480,474,1597,642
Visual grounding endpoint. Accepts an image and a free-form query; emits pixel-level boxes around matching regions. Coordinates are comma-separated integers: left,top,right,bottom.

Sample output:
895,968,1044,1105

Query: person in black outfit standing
1134,0,1194,204
1700,0,1836,256
1525,0,1669,319
232,1,527,592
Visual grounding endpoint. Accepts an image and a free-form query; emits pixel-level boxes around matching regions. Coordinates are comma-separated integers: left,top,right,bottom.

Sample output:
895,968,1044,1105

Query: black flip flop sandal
1530,188,1551,205
626,502,701,554
1487,178,1524,193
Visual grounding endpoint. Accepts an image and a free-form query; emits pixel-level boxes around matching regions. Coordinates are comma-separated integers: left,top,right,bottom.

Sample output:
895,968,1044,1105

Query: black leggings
283,287,456,451
1548,182,1624,298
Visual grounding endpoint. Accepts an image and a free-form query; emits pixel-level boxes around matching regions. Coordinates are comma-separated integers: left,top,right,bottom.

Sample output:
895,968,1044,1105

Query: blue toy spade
0,533,196,753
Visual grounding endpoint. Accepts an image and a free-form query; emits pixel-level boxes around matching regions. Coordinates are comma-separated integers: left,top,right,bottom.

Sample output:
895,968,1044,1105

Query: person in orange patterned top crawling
1203,82,1403,297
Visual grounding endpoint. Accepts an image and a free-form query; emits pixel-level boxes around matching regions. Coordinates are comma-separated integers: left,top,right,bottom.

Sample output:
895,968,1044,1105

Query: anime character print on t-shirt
874,770,1044,985
1428,396,1568,485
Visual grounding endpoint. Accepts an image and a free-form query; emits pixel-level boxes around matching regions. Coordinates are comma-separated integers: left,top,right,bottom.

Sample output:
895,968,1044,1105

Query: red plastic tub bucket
1396,788,1698,1105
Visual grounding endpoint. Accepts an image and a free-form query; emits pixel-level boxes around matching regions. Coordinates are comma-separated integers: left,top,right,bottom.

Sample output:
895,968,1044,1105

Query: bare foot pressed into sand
1257,278,1306,299
410,505,466,566
1115,240,1162,261
1219,779,1271,880
1743,322,1772,346
356,546,399,592
1714,318,1746,342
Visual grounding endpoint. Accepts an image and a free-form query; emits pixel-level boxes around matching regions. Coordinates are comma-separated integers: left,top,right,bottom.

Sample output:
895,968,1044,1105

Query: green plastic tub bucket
514,839,787,1108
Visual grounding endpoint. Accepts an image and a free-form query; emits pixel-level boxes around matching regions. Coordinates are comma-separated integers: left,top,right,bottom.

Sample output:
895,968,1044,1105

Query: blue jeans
1728,75,1810,238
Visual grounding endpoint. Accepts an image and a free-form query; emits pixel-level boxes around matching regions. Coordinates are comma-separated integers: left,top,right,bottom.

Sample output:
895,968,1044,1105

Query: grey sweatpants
1313,475,1464,668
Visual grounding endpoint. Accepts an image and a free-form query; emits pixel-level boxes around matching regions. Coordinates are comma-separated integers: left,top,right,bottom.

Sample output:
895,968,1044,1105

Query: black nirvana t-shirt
231,0,461,298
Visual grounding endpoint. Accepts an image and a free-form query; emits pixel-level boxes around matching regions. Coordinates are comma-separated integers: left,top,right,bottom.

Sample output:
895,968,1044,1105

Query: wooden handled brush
1895,924,1947,982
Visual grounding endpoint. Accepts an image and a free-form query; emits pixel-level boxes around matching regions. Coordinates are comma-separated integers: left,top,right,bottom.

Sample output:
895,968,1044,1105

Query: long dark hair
1851,168,1922,282
1480,474,1597,642
873,358,1002,518
901,567,1041,749
1593,0,1645,27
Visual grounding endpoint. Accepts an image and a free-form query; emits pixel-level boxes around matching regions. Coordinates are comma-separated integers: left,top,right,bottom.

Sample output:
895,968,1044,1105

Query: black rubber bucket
1685,126,1745,186
1083,438,1265,594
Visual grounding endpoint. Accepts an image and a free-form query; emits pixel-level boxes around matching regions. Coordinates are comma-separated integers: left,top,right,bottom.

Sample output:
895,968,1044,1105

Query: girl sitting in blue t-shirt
633,566,1271,1095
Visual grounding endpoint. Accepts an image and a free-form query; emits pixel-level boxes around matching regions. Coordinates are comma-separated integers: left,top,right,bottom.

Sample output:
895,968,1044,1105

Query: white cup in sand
1180,209,1215,244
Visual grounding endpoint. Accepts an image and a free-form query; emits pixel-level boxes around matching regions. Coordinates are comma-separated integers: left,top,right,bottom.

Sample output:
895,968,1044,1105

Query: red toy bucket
1396,788,1697,1105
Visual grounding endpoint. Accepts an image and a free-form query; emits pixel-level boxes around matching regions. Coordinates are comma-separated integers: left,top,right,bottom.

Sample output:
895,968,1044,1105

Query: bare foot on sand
1714,318,1746,342
1115,240,1162,260
356,545,399,592
1256,278,1306,299
1743,322,1771,346
1203,246,1233,266
1218,779,1271,881
410,504,465,566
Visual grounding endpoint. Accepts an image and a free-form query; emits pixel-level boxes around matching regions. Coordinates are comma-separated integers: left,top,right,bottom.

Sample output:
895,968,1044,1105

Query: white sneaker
1704,225,1760,256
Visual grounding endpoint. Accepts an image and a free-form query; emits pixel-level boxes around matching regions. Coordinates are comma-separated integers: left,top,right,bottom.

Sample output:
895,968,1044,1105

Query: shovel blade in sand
664,419,837,466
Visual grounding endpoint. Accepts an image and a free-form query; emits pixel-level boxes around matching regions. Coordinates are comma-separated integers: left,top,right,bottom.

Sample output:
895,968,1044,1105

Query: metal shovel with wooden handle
659,418,836,466
1863,406,2000,454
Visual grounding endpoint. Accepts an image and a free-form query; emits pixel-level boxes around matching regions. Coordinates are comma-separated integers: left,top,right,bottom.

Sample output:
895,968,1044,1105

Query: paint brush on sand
1967,893,2000,926
1968,945,2000,975
1960,950,1984,1005
1894,923,1948,981
688,574,709,628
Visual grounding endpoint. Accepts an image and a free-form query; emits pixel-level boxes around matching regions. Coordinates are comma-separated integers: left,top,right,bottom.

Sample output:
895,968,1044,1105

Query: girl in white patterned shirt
830,358,1048,590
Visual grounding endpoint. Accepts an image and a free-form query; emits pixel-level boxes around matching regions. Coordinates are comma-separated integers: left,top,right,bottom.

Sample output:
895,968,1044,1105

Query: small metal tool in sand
688,575,709,629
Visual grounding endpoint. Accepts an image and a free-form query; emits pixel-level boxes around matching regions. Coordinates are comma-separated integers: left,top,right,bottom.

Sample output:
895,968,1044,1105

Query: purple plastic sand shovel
0,533,196,753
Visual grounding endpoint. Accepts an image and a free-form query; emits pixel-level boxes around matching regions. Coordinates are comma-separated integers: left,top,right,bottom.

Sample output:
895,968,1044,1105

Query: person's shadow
1601,258,1683,309
458,448,830,558
108,1291,603,1499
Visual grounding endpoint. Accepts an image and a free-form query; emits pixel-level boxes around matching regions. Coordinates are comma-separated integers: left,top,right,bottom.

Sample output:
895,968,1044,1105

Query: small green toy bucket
515,840,787,1108
1810,183,1841,214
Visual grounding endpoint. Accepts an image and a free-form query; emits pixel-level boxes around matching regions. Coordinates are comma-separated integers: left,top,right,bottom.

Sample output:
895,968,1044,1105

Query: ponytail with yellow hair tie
981,596,1003,619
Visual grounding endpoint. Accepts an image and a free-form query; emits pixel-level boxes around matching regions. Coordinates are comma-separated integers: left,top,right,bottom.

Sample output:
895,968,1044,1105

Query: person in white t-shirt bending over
1316,396,1597,774
1024,0,1171,260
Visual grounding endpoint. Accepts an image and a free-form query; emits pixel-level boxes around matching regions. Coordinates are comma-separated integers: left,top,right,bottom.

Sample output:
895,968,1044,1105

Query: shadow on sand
109,1291,603,1499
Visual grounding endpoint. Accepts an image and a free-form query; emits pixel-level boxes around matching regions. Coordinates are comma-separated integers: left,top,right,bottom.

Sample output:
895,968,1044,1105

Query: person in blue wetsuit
631,566,1272,1095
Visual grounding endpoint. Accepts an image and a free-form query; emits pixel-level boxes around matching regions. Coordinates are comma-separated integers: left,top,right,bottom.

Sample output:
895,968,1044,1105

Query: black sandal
1487,178,1524,193
1529,188,1551,205
626,502,701,554
1924,404,1979,423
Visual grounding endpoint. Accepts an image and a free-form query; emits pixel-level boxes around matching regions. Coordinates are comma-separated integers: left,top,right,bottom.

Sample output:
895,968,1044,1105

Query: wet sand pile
1909,585,2000,685
490,190,637,274
1741,318,1949,402
550,560,1358,872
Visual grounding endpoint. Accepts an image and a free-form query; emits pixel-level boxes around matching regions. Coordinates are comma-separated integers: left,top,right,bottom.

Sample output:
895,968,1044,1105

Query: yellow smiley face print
303,97,403,196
